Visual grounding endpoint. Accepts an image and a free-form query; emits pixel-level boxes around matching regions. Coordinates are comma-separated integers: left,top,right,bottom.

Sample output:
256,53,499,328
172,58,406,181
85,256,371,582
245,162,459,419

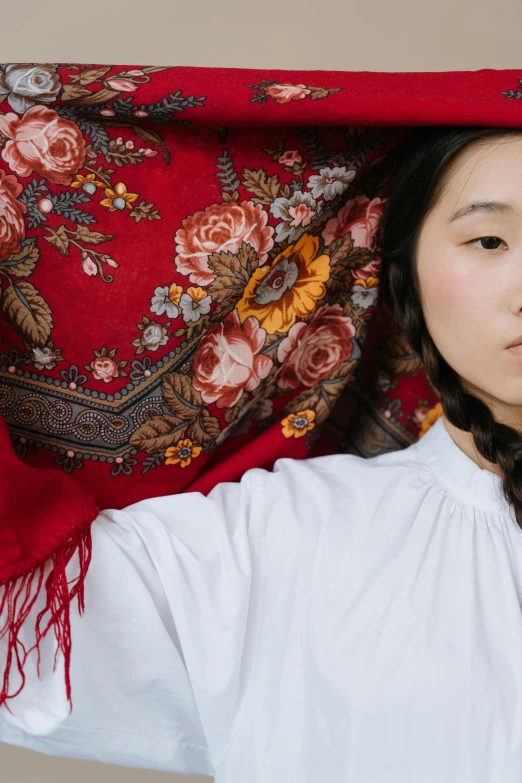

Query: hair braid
379,124,522,529
391,244,522,527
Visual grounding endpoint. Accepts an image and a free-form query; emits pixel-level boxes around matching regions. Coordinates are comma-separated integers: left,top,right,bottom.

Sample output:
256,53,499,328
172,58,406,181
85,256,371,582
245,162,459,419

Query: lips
506,342,522,354
506,337,522,349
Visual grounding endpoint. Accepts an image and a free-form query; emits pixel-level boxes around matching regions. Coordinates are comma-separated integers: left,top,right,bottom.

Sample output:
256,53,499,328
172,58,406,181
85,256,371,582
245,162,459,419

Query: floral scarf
1,62,521,710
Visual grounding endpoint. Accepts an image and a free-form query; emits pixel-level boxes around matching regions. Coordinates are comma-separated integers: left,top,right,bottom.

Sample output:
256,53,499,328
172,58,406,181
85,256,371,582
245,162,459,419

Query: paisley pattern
1,63,518,508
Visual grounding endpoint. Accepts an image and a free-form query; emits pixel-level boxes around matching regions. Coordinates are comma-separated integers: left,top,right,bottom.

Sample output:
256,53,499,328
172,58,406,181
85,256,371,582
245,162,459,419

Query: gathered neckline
410,416,514,517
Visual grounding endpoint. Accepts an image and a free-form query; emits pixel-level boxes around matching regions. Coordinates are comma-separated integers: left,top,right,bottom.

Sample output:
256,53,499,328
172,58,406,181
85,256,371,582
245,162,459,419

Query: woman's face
416,134,522,429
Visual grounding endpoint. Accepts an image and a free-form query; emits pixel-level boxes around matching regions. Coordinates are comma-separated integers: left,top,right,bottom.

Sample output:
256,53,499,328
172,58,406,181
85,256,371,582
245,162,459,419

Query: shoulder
264,440,425,495
253,441,427,530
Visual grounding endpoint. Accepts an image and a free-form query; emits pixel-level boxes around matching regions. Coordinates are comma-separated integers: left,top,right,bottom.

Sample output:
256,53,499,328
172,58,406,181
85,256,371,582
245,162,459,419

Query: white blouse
2,415,522,782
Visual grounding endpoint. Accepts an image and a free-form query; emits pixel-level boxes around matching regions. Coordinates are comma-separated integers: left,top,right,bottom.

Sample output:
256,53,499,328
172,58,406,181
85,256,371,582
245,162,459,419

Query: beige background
1,0,521,780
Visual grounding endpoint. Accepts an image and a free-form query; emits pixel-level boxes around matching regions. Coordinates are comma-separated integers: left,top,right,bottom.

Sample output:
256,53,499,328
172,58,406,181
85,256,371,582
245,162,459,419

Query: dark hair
379,125,522,529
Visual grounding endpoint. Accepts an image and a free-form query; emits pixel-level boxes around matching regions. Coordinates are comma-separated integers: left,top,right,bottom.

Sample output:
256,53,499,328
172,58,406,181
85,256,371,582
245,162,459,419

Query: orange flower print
165,439,202,468
235,232,330,334
100,182,139,211
281,409,316,438
72,173,104,195
417,402,443,438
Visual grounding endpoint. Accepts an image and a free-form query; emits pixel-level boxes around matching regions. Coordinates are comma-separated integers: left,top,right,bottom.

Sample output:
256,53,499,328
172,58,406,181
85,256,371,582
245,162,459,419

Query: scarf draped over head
0,62,519,709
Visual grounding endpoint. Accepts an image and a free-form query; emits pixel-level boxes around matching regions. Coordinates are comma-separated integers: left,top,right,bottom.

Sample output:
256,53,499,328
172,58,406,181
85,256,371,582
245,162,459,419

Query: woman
2,124,522,781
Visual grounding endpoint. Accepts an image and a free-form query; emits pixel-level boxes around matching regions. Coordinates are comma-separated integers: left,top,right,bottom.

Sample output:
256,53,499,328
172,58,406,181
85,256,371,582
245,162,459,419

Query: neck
441,415,504,478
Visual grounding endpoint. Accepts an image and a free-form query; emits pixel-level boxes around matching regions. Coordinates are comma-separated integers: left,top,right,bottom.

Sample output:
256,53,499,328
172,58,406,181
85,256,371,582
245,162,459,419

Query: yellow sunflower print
281,409,316,438
418,402,443,438
165,438,202,468
236,233,330,334
100,182,139,212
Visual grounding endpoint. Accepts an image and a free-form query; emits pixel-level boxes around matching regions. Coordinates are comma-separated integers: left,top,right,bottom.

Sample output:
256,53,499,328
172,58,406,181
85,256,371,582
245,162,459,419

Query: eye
466,236,506,251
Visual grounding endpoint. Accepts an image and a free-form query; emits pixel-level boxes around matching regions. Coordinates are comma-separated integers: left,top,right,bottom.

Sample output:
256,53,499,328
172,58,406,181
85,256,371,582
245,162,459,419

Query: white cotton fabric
2,415,522,782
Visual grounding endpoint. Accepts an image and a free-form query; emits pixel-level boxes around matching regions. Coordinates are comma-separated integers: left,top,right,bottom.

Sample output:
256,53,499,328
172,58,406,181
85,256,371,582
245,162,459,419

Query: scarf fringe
0,525,93,715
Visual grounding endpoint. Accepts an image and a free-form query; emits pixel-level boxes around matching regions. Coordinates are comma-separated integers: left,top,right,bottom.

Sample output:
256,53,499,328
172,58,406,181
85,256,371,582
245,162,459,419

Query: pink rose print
105,70,148,92
277,304,355,390
352,253,382,282
174,200,275,286
81,255,98,277
192,309,273,408
90,357,119,383
265,83,312,104
0,169,27,261
0,106,86,186
106,78,139,92
278,150,303,167
321,195,387,249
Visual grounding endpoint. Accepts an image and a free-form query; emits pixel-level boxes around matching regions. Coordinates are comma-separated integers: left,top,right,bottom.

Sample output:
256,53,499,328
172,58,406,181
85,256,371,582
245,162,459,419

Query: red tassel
0,525,93,715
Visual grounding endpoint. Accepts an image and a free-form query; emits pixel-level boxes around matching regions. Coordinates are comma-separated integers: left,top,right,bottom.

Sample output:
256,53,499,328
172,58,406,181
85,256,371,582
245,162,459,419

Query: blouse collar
412,416,513,515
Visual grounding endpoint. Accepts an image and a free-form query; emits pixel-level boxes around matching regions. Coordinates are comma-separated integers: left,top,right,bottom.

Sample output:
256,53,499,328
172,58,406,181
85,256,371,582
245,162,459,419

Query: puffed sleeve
0,466,266,777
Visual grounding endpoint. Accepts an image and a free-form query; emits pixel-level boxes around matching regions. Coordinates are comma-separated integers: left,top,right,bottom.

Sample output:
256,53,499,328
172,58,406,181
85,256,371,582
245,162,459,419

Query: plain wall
1,0,521,780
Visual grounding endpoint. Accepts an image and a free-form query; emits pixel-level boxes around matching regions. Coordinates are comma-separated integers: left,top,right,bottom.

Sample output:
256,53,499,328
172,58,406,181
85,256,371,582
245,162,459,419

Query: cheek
415,234,517,401
421,263,487,367
423,264,472,324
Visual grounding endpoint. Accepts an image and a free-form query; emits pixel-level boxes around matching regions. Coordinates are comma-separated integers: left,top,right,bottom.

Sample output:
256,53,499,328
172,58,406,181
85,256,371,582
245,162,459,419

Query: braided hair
379,125,522,529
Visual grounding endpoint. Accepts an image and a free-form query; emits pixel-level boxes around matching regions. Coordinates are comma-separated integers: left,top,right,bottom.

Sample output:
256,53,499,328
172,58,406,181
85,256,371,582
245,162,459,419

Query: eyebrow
447,200,516,224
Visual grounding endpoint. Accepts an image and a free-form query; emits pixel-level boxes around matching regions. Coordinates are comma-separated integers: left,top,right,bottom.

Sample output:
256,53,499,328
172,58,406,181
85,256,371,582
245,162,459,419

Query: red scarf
1,62,519,711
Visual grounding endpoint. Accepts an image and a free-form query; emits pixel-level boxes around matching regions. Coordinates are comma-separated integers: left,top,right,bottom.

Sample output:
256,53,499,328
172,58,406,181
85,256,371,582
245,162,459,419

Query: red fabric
1,63,521,711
